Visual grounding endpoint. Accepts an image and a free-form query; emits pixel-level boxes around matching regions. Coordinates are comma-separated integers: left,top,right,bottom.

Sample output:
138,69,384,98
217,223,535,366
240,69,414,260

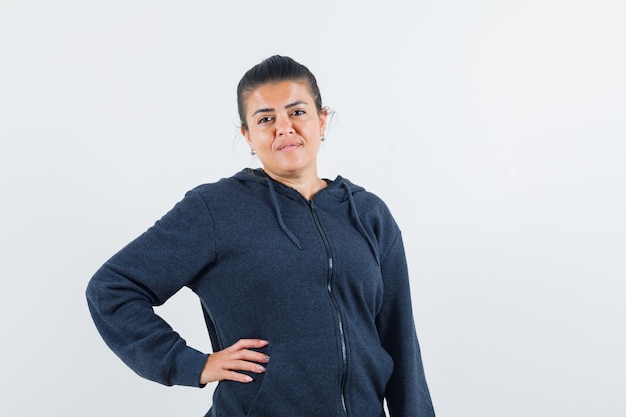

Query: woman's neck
263,170,327,200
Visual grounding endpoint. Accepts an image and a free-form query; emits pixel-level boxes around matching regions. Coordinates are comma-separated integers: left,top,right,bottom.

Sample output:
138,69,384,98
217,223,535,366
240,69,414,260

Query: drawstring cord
262,172,379,264
266,178,303,250
342,182,380,266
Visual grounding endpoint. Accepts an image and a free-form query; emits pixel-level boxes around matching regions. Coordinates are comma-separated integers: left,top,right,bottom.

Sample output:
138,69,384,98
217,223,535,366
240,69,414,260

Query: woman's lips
277,142,301,151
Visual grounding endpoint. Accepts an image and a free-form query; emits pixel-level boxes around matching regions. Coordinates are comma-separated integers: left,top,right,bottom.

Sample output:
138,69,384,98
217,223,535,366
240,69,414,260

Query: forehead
245,81,313,111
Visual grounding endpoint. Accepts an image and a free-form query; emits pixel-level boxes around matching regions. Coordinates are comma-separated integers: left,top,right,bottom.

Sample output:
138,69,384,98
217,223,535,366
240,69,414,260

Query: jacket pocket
344,338,394,413
244,338,342,417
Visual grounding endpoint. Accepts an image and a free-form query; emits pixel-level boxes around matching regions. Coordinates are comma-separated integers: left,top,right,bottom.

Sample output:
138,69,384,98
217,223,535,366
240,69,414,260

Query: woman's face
241,80,327,180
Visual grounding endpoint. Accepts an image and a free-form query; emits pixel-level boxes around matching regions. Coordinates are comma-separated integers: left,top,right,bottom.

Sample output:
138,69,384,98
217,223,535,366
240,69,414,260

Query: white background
1,1,625,416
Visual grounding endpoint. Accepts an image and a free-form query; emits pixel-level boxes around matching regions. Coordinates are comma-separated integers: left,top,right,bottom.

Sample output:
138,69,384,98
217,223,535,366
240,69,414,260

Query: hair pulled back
237,55,323,131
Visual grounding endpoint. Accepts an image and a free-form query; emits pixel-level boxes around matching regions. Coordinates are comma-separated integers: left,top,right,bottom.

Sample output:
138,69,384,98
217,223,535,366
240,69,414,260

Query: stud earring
250,150,256,156
320,136,326,142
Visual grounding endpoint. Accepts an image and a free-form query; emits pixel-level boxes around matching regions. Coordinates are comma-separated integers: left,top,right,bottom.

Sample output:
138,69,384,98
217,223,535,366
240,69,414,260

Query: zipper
309,200,349,417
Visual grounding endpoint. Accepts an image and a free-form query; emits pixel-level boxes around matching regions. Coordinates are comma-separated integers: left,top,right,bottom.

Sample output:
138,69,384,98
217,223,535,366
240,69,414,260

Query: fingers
228,339,270,365
222,370,256,383
232,359,266,375
200,339,270,385
228,338,269,352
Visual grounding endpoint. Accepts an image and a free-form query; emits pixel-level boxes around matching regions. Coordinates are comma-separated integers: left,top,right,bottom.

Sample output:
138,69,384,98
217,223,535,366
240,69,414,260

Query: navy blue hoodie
86,168,435,417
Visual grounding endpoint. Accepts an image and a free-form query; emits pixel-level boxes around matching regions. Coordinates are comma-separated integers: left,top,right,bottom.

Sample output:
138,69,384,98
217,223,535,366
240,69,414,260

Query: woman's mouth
277,142,301,151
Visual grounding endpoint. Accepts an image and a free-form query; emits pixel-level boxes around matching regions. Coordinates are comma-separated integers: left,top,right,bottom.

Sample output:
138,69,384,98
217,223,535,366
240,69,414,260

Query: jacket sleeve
377,232,435,416
86,189,215,387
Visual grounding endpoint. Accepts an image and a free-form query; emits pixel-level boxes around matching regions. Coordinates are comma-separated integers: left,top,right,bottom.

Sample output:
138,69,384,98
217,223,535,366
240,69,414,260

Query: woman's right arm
86,190,216,387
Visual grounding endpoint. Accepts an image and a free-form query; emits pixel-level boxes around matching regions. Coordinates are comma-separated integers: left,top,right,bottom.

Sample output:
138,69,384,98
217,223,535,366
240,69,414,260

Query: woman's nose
275,116,295,136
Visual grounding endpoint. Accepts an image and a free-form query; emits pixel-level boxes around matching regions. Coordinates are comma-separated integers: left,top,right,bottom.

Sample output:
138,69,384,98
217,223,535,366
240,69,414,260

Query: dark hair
237,55,323,131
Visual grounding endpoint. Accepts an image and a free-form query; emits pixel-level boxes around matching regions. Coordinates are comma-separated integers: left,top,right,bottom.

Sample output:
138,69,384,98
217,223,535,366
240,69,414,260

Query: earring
250,150,256,156
320,136,326,142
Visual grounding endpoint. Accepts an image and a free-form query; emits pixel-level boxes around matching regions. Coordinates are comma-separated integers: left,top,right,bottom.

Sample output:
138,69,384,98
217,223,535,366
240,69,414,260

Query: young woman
87,55,435,417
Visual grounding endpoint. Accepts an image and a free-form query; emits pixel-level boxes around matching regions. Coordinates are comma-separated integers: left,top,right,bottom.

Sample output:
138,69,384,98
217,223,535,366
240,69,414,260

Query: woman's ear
241,127,252,146
319,107,328,136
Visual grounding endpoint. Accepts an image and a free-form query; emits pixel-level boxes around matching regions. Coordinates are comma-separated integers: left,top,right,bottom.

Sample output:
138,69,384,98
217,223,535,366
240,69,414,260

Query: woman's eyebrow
285,100,308,109
251,101,309,117
251,107,273,116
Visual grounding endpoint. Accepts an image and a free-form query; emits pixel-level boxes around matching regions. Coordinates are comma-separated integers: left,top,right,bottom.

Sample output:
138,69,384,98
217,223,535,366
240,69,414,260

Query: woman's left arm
376,232,436,416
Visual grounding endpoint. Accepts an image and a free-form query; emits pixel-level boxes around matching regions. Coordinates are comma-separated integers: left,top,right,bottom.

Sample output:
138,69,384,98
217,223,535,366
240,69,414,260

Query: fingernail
257,365,266,372
245,375,253,382
263,355,270,362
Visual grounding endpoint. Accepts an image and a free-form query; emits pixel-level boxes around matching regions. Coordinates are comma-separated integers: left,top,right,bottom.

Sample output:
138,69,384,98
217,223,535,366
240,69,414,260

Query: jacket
86,168,435,417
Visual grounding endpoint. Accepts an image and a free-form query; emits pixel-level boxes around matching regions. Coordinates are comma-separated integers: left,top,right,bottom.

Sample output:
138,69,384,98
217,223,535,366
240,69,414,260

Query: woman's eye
258,116,273,124
291,110,305,116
